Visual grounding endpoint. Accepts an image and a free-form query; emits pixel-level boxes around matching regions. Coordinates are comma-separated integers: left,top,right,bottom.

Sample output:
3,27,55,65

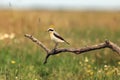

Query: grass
0,10,120,80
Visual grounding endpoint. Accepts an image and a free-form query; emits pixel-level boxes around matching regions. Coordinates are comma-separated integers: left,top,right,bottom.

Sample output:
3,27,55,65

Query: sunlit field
0,10,120,80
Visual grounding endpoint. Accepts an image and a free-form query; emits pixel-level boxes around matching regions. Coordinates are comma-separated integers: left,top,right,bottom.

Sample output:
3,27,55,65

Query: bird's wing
53,32,64,41
54,31,60,36
53,32,69,45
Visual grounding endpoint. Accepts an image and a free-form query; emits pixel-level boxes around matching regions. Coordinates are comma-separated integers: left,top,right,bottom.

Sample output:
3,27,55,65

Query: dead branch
24,34,50,53
24,34,120,64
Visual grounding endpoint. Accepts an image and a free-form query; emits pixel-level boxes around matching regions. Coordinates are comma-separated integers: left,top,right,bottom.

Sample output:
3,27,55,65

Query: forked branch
24,34,120,64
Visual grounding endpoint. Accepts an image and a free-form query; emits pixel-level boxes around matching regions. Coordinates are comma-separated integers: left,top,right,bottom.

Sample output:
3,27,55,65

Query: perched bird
47,27,69,49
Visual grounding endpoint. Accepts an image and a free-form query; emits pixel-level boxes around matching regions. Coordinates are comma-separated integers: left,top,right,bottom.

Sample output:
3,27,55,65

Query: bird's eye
49,29,54,31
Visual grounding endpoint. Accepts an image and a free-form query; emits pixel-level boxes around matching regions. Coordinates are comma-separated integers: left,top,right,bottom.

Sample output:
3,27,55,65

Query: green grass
0,27,120,80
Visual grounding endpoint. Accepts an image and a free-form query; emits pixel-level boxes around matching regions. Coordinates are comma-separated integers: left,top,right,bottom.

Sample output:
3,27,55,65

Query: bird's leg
54,42,58,50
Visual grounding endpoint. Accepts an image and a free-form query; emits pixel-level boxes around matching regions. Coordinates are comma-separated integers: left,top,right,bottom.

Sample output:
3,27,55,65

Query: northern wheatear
47,27,69,49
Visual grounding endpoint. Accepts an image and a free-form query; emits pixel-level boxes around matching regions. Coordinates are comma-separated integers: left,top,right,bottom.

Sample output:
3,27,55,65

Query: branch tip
43,54,50,64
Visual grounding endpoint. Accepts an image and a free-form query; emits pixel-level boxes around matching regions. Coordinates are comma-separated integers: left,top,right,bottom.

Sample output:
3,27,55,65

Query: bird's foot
53,48,57,51
51,48,57,53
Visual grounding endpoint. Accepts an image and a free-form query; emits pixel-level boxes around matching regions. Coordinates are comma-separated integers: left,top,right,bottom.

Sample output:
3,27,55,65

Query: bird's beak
46,29,49,32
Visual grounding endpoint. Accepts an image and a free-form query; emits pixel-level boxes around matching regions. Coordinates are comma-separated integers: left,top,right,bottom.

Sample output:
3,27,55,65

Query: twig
24,34,120,64
24,34,50,53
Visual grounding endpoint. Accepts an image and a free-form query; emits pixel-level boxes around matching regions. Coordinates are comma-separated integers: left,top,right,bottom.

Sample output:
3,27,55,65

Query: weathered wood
24,34,50,53
24,34,120,64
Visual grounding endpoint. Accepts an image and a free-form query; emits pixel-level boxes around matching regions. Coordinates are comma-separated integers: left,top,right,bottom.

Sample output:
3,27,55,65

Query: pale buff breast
49,32,64,43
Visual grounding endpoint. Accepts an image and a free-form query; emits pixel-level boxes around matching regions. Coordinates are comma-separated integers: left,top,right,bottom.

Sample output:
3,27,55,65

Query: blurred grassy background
0,10,120,80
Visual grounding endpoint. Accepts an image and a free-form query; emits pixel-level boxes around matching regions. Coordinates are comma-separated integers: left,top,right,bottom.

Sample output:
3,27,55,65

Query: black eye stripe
49,29,54,31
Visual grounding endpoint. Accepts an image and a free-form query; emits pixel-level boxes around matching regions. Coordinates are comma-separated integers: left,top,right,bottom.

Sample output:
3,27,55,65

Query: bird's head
47,28,55,32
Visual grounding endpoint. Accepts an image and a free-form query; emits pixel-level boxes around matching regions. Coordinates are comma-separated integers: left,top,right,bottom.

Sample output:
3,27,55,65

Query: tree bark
24,34,120,64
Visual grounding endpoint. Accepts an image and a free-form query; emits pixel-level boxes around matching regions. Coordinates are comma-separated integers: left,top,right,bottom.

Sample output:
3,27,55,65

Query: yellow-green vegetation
0,10,120,80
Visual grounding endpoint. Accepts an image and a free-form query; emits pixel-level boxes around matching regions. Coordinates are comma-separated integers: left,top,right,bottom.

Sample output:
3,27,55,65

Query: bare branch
24,34,50,53
24,34,120,64
43,54,50,64
105,40,120,55
49,40,120,55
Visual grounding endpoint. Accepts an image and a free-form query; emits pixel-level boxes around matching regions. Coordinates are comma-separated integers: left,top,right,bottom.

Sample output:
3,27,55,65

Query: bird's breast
49,32,64,42
50,32,54,39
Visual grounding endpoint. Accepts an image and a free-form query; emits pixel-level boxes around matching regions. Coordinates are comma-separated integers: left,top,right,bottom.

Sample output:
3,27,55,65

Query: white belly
50,33,64,43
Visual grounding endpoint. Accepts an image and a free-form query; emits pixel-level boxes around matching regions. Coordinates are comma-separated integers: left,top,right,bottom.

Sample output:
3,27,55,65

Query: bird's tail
64,40,70,45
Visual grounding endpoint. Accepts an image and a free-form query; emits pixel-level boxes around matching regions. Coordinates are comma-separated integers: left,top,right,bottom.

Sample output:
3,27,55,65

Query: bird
47,27,69,49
